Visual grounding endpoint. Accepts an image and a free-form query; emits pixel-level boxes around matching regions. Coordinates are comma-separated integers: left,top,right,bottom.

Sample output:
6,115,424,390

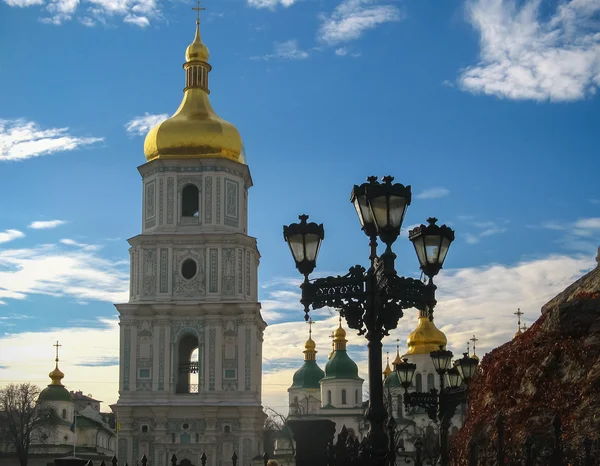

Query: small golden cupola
303,319,317,362
404,309,448,355
383,352,392,378
38,341,73,403
143,13,244,164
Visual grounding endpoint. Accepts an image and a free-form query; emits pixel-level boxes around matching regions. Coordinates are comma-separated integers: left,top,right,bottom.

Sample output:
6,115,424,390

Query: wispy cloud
0,119,102,162
318,0,402,44
125,112,169,136
0,230,25,244
2,0,160,26
252,40,310,61
28,220,67,230
416,187,450,200
463,219,508,244
247,0,295,10
459,0,600,101
534,217,600,252
0,238,128,305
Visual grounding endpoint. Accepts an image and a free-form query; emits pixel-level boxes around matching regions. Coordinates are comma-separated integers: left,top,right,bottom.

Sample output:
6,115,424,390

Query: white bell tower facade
112,18,266,466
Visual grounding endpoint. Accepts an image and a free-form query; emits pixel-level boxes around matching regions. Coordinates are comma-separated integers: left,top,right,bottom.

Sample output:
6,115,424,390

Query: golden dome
383,354,392,377
186,24,209,62
143,22,244,164
405,316,448,355
334,325,346,341
305,337,316,352
392,347,403,366
49,364,64,386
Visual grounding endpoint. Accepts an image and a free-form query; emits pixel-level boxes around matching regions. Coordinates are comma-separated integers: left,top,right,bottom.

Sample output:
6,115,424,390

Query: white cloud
318,0,402,44
0,230,25,244
2,0,159,26
252,40,310,61
0,119,102,162
459,0,600,101
28,220,67,230
2,0,42,6
0,239,128,305
247,0,295,10
462,218,508,244
125,112,169,136
415,187,450,200
335,47,349,56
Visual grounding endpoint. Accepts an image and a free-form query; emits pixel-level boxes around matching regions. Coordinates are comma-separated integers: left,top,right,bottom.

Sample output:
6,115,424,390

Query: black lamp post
395,350,479,466
283,175,455,466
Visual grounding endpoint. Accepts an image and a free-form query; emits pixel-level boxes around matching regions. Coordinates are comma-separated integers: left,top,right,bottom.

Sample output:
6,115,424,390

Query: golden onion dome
405,316,448,355
305,337,316,352
49,364,65,386
186,24,209,62
143,21,244,164
334,325,346,341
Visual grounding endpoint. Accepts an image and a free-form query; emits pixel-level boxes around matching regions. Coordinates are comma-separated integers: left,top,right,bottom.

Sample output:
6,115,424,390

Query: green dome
384,372,401,387
39,384,72,403
290,360,324,390
322,350,361,380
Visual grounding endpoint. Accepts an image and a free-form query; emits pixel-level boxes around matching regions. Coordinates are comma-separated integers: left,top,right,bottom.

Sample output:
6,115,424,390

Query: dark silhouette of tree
0,383,60,466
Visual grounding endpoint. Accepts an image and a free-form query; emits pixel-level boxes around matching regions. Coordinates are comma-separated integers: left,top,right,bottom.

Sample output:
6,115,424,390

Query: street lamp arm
377,273,436,313
300,265,366,318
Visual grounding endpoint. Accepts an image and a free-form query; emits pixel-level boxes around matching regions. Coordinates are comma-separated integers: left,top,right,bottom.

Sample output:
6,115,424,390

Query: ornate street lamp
283,175,455,466
395,348,479,466
283,214,325,277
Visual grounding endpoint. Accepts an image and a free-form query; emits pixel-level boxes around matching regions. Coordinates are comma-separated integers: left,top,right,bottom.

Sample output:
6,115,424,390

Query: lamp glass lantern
430,346,453,374
364,176,412,245
283,215,325,276
395,358,417,389
455,353,479,384
409,218,455,278
350,177,378,237
446,367,462,389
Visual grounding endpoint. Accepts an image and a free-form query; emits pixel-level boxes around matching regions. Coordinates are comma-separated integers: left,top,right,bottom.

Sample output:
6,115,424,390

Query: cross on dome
53,340,62,363
192,0,205,25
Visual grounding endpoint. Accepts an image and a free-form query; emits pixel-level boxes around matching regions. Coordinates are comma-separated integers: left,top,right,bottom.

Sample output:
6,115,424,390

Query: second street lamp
283,175,455,466
395,349,480,466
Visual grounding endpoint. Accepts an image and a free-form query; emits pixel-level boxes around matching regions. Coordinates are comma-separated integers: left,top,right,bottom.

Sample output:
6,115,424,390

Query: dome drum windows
185,65,208,90
181,184,199,219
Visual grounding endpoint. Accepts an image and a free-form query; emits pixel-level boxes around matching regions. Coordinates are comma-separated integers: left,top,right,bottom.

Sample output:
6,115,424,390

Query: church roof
39,384,73,402
289,360,325,390
39,342,72,403
322,320,362,381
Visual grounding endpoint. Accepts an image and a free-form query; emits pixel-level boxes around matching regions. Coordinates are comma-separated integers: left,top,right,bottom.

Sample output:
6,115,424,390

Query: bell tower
112,12,266,466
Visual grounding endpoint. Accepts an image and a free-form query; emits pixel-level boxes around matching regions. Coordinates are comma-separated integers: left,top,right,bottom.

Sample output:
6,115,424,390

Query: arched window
341,389,347,404
224,425,231,434
355,390,359,405
181,185,199,218
327,390,332,406
62,409,67,419
427,373,435,391
171,433,176,443
416,373,422,392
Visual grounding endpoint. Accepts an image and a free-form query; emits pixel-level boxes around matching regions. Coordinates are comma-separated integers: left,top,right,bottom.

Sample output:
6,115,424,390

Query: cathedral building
288,320,365,439
111,16,266,466
280,312,467,461
30,348,115,459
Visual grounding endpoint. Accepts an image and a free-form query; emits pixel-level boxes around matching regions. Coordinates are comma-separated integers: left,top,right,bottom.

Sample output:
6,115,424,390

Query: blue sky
0,0,599,411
